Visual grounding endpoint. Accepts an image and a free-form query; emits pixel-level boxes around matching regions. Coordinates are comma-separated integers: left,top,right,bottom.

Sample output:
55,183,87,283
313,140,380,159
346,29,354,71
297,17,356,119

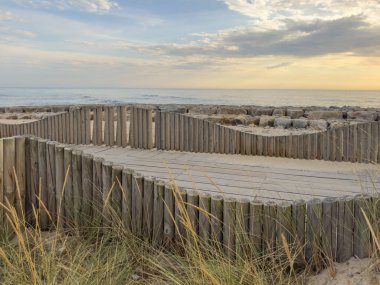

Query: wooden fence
155,111,380,163
0,135,378,265
0,106,154,149
1,105,379,163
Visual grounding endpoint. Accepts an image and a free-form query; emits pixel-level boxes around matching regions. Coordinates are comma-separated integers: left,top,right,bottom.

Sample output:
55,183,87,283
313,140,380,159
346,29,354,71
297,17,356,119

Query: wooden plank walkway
75,145,380,202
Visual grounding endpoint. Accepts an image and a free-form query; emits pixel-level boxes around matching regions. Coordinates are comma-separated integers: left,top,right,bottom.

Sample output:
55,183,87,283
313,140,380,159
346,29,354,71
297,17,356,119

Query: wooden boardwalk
75,145,380,202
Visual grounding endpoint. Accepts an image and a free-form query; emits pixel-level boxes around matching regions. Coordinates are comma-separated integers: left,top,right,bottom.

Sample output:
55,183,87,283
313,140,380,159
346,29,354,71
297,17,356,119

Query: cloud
12,0,118,12
0,9,15,21
267,62,293,69
223,0,380,29
136,16,380,58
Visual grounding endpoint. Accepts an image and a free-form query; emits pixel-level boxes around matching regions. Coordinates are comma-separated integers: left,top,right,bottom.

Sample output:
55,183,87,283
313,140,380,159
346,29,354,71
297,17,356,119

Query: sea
0,88,379,108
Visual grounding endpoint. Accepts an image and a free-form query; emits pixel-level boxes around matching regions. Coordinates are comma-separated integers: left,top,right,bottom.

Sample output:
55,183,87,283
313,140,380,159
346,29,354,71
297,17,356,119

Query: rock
286,108,304,119
231,118,243,126
309,119,328,130
273,108,286,117
347,111,377,121
307,110,343,120
188,105,217,115
218,106,247,115
292,118,308,128
51,106,67,112
329,120,348,129
257,108,274,116
5,107,24,113
274,117,292,128
259,115,275,127
250,116,261,126
6,114,19,120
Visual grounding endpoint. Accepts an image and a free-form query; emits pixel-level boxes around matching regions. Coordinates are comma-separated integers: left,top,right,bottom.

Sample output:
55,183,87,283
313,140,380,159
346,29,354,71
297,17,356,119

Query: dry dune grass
0,168,379,285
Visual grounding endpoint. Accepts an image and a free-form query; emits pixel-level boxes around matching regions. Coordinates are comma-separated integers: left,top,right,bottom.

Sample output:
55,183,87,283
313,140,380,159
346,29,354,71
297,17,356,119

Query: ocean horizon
1,87,379,108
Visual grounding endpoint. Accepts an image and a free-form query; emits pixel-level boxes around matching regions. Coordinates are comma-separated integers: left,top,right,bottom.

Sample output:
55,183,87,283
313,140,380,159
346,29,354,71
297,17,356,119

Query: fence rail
0,135,378,266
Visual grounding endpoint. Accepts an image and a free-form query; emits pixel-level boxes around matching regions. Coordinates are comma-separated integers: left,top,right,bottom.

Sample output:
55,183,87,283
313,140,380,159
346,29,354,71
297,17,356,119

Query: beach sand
308,258,380,285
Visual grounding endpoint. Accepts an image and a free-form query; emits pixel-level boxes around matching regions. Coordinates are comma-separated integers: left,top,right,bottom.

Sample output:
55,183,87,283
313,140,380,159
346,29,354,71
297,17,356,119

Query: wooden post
179,114,184,151
169,112,176,150
133,107,140,148
285,135,292,158
256,135,262,156
84,108,91,144
0,139,4,224
58,113,64,142
92,157,104,225
263,201,277,253
209,120,214,153
30,137,39,223
63,147,73,226
3,138,15,233
15,136,26,219
121,168,133,230
55,144,65,229
109,106,115,146
321,197,337,261
153,180,165,246
116,106,122,147
81,153,93,223
336,196,354,262
182,114,188,152
199,192,211,244
155,110,161,149
223,197,236,259
94,107,103,145
143,176,155,240
69,110,74,144
198,118,204,153
141,108,147,148
276,201,292,254
38,139,49,229
250,200,263,255
65,112,70,143
224,127,230,154
102,161,113,226
370,122,378,163
165,111,171,150
236,197,250,258
175,113,180,151
210,195,223,246
188,115,194,152
174,187,187,244
292,199,306,266
73,110,79,144
353,194,372,258
187,190,199,237
138,108,144,148
164,183,175,244
104,107,110,146
305,198,322,268
121,106,128,148
132,173,144,236
111,165,123,220
160,111,166,150
72,149,83,227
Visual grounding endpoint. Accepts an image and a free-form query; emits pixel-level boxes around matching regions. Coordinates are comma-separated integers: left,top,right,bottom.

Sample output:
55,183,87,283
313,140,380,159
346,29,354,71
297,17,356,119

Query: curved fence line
0,135,377,267
155,111,380,163
1,105,379,163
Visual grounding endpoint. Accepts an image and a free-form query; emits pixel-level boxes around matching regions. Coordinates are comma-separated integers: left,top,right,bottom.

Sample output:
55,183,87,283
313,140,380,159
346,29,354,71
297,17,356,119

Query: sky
0,0,380,89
